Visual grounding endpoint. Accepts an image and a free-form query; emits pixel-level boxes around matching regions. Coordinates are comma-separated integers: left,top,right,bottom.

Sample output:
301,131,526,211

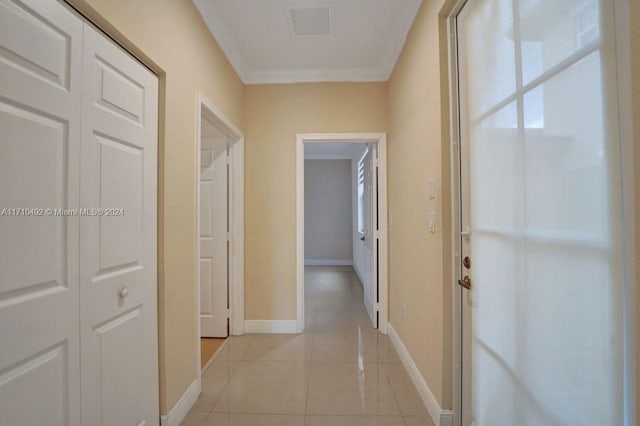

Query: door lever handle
458,276,472,290
360,236,365,241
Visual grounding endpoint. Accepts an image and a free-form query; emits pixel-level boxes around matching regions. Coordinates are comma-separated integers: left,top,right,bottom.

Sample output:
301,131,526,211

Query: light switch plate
428,211,436,233
428,178,436,199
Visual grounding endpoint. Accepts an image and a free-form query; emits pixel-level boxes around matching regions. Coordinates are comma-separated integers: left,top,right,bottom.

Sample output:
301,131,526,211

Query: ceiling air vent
286,3,333,36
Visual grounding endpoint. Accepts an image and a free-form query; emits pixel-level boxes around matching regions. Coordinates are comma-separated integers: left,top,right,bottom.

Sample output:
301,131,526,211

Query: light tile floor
181,266,434,426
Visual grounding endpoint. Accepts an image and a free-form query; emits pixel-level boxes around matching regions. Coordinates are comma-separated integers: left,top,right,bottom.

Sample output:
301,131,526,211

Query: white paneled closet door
0,1,159,425
79,20,159,426
0,0,83,424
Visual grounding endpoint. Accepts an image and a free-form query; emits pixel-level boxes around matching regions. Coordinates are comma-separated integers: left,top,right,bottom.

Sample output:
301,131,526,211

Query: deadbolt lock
458,275,472,290
463,256,471,269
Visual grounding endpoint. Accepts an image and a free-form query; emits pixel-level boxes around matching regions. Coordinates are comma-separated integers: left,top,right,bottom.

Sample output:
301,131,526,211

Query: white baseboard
387,324,455,426
159,377,200,426
244,320,298,334
304,259,353,266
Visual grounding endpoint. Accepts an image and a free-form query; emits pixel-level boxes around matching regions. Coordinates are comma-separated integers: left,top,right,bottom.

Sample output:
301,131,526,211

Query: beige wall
244,83,386,320
67,0,244,413
304,160,353,261
387,0,451,409
631,0,640,417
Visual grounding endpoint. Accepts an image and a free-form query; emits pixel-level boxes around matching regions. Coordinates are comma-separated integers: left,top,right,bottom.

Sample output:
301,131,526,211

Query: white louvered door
361,145,378,328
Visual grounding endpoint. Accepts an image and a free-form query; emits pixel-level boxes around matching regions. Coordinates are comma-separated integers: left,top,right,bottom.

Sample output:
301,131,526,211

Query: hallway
181,266,433,426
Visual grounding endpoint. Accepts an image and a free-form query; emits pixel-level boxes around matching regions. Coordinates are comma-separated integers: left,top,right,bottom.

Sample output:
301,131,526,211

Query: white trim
296,133,389,334
304,154,353,160
304,259,353,266
446,3,466,425
159,378,200,426
612,0,636,423
192,0,420,84
388,324,454,426
244,320,298,334
242,67,388,84
230,138,245,336
195,93,245,394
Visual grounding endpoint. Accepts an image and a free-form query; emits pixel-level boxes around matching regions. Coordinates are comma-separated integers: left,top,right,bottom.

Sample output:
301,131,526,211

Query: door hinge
374,302,380,311
226,156,232,165
374,230,380,240
226,232,231,241
226,308,231,318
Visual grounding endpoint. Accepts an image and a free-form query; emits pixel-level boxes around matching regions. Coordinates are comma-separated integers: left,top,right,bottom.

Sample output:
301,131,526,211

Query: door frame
445,0,637,425
195,92,245,375
295,132,389,334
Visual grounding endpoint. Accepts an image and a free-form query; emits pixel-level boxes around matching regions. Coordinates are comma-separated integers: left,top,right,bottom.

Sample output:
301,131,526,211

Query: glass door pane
457,0,624,424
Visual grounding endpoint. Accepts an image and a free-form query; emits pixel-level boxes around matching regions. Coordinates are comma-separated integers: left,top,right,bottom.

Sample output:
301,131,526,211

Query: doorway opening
196,93,245,375
296,133,388,334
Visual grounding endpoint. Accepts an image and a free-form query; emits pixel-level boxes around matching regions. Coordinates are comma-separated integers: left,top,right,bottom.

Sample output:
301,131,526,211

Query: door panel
80,22,158,426
200,137,229,338
0,1,82,424
93,308,144,426
457,0,624,424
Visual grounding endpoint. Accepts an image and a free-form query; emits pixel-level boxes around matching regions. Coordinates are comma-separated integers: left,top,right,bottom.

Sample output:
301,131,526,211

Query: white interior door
200,137,229,338
0,1,82,424
457,0,625,424
79,21,159,425
362,145,378,328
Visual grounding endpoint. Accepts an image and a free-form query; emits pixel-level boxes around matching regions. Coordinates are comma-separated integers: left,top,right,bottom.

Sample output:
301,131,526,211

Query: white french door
456,0,626,424
199,136,229,338
0,1,159,424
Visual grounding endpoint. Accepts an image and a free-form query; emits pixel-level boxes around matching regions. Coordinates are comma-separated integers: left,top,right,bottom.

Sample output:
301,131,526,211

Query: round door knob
119,287,129,299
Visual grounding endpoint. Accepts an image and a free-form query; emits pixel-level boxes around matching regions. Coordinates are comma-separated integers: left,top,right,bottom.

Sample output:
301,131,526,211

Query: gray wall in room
304,159,353,261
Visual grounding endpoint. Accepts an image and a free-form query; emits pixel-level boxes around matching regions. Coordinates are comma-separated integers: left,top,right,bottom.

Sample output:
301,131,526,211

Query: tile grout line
303,291,316,419
379,345,408,424
203,336,254,421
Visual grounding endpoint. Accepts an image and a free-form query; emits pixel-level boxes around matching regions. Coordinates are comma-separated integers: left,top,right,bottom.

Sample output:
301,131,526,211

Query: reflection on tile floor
181,266,434,426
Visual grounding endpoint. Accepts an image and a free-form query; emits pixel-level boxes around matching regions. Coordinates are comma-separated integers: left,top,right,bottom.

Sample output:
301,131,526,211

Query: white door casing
79,21,158,426
0,0,83,424
296,133,388,334
199,137,229,338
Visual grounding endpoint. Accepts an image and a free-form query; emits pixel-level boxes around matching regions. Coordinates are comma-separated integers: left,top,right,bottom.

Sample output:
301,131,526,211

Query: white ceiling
193,0,423,84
